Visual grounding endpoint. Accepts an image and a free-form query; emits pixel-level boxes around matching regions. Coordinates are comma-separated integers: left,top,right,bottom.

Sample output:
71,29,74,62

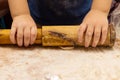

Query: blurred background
0,0,120,29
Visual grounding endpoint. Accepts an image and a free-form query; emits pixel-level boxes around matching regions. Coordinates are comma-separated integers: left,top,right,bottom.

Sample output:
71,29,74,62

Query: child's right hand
10,15,37,47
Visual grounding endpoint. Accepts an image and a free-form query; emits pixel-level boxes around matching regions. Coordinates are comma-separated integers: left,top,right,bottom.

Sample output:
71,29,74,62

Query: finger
101,25,108,45
78,23,87,43
17,27,24,47
85,24,94,47
92,25,101,47
24,27,30,47
10,27,17,44
30,26,37,45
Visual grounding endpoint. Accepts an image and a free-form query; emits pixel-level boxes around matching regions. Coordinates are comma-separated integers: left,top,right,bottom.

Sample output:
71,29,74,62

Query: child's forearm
8,0,30,19
91,0,112,15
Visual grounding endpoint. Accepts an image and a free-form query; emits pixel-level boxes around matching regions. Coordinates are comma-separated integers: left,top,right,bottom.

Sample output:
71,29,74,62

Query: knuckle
17,36,22,40
80,24,86,29
103,30,107,34
13,24,20,28
80,26,84,30
78,34,82,38
103,35,107,38
95,32,100,38
25,32,30,36
95,35,100,38
18,33,23,36
25,35,30,40
10,32,14,36
31,33,36,37
18,24,26,28
79,29,84,34
10,36,14,42
102,37,106,40
86,32,92,37
12,23,17,27
18,36,22,40
20,22,27,26
80,23,85,26
95,31,100,34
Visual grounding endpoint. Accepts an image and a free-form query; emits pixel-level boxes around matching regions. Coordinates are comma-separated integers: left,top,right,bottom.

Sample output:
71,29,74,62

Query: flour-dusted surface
0,48,120,80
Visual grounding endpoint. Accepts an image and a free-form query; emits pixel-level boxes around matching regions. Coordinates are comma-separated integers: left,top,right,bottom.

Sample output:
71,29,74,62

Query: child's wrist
90,9,109,16
13,14,31,20
12,14,31,20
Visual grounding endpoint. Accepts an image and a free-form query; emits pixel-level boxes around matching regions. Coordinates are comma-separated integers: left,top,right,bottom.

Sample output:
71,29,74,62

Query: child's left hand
78,9,109,47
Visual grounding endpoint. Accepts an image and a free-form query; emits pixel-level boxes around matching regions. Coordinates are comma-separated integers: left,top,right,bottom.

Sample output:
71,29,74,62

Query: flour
45,73,61,80
0,41,120,80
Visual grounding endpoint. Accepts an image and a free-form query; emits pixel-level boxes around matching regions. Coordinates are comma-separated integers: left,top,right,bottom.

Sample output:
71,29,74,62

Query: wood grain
0,29,42,44
42,24,116,47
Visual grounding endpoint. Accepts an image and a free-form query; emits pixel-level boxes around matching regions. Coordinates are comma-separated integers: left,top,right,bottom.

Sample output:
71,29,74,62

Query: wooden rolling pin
0,29,42,44
0,24,116,47
42,24,116,47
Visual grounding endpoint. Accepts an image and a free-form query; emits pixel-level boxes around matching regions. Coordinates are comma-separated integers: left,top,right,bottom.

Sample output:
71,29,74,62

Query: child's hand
78,9,109,47
10,15,37,47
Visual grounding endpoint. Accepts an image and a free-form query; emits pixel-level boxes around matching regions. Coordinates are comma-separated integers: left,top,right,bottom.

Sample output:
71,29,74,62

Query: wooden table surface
0,26,120,80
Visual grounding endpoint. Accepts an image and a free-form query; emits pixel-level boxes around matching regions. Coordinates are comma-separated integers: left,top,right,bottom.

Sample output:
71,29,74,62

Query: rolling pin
42,24,116,47
0,29,42,44
0,24,116,47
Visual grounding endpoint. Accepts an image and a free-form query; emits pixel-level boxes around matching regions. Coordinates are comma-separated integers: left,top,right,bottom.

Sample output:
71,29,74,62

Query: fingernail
93,42,97,47
85,44,89,48
79,40,82,43
31,42,34,45
101,41,104,45
85,45,89,48
92,44,96,47
18,44,22,47
13,42,16,44
18,42,23,47
78,38,82,43
30,44,33,45
25,45,29,47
